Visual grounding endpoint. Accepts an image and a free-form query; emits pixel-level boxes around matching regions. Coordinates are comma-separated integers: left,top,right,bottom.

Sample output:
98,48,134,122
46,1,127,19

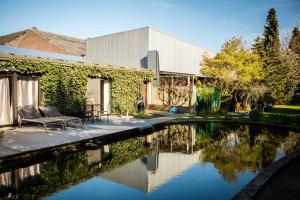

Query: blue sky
0,0,299,52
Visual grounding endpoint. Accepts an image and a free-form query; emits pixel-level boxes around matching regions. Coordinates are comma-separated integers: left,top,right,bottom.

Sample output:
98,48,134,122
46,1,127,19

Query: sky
0,0,299,52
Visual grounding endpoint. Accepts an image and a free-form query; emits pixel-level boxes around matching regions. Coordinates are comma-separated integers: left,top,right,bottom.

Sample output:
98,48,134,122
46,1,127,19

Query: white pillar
146,82,152,105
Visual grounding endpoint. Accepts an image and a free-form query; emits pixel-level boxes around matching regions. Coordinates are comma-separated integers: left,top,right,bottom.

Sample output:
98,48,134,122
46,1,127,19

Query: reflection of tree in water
199,124,300,182
0,137,153,199
279,131,300,155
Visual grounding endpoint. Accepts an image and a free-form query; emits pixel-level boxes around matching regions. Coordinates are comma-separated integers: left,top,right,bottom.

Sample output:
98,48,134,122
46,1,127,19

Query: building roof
0,53,153,74
0,27,86,56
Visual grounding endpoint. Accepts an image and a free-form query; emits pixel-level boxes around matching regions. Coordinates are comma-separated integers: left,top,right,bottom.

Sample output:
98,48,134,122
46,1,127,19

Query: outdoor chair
39,106,83,127
97,106,110,121
18,105,65,133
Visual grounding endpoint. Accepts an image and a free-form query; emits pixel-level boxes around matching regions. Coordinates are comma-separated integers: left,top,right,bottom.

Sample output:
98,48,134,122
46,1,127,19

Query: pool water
0,123,300,200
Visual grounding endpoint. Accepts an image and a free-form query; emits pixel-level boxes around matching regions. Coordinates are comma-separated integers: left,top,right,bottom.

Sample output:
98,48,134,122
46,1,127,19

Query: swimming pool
0,122,299,199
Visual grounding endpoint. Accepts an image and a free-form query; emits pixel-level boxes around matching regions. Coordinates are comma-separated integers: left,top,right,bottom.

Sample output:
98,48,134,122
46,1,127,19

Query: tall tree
261,8,283,103
263,8,281,61
289,27,300,56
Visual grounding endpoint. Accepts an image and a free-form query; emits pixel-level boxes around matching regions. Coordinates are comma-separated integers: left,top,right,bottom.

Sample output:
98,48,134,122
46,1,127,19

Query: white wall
149,28,205,75
86,27,212,75
86,27,149,68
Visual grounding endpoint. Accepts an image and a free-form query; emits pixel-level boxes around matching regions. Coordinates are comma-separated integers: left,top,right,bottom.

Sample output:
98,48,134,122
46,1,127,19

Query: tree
201,37,264,109
252,36,264,58
289,27,300,56
261,8,285,103
278,50,300,103
263,8,281,61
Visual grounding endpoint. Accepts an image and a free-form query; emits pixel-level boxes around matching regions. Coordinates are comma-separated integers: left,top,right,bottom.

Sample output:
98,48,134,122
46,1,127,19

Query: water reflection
0,123,299,199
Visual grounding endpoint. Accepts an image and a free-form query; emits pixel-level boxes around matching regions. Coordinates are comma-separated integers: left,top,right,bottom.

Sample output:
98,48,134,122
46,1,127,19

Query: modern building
86,27,212,108
101,127,199,193
0,27,213,121
86,26,211,75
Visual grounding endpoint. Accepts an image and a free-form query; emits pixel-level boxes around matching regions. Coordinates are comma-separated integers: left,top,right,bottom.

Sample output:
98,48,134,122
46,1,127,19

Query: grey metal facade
86,27,211,75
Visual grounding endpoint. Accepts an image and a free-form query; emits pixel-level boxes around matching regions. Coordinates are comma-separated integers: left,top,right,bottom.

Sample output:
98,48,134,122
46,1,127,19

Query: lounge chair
18,105,65,133
39,106,83,127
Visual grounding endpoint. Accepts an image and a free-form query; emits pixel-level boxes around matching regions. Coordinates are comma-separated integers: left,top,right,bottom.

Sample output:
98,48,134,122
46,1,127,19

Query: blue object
169,106,177,114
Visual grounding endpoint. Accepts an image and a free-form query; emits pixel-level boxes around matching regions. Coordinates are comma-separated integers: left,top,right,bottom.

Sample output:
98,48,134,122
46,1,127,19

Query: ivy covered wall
0,59,153,116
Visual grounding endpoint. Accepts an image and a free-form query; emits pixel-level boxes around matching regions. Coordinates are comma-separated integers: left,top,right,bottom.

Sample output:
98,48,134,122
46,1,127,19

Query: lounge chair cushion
39,106,62,117
20,105,42,119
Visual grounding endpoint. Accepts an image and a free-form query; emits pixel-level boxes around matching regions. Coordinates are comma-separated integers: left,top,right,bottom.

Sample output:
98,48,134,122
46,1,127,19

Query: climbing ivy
0,59,153,116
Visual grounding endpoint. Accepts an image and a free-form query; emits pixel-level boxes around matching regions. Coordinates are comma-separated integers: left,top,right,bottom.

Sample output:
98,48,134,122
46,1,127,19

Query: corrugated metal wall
86,27,149,68
86,27,210,75
149,28,205,75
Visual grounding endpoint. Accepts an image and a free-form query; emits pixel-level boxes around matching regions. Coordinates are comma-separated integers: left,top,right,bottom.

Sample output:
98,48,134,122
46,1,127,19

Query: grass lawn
262,105,300,127
266,105,300,115
175,105,300,128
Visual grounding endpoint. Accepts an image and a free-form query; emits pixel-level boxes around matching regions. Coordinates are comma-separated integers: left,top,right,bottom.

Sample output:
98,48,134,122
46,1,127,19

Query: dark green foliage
41,66,89,116
0,60,153,115
257,8,298,104
289,27,300,56
263,8,281,60
262,8,282,103
252,36,264,57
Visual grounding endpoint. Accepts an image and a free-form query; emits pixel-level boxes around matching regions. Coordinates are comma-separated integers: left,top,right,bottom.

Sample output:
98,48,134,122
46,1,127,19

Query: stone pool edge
231,149,300,200
0,120,169,164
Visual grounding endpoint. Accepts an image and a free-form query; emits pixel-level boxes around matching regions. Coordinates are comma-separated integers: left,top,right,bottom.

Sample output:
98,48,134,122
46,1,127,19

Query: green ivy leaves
0,59,153,116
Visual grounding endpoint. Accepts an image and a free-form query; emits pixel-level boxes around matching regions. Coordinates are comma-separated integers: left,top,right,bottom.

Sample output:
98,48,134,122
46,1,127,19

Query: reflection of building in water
0,164,40,188
157,125,196,153
101,149,201,192
86,145,112,166
0,172,11,187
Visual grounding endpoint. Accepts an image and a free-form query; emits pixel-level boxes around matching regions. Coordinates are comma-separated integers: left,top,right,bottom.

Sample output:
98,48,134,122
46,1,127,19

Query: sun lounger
39,106,83,127
18,105,65,133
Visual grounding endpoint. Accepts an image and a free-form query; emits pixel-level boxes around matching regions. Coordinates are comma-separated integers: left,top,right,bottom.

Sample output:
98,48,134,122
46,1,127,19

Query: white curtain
103,80,111,113
86,78,101,104
0,77,12,125
17,77,39,108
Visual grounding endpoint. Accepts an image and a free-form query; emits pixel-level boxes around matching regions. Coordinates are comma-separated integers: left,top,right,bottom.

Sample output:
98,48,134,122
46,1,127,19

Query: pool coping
231,149,300,200
0,119,171,164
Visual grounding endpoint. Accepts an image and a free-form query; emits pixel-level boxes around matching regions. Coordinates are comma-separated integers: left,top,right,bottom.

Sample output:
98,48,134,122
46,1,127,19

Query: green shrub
249,110,263,121
196,86,221,113
266,114,291,124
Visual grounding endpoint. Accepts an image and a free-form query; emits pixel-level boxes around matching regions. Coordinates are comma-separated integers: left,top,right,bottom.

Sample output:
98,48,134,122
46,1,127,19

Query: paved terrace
0,116,176,160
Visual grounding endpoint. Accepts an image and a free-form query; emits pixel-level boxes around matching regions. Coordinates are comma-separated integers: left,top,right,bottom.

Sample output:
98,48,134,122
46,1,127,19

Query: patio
0,116,174,160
